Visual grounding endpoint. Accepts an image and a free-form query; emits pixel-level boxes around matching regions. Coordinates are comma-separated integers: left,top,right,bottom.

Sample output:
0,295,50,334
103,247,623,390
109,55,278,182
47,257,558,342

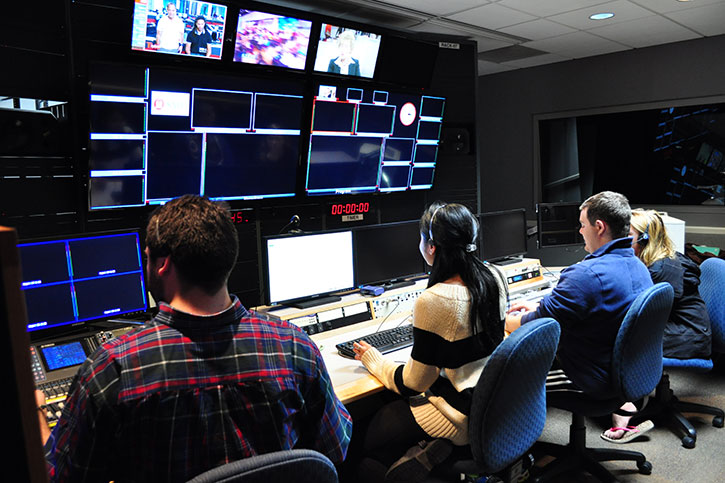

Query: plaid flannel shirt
44,295,352,482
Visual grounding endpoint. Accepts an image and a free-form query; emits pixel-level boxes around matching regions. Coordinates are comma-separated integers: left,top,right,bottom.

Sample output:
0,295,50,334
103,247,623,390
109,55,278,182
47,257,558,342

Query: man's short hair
580,191,631,239
146,195,238,294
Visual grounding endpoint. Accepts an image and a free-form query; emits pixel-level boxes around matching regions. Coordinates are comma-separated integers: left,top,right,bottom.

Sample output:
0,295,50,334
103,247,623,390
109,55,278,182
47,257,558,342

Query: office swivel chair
534,283,673,483
186,449,338,483
638,257,725,448
428,317,560,481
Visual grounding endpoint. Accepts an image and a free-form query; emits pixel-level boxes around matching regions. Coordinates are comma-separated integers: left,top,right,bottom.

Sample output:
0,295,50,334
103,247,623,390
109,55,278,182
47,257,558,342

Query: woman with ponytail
352,202,507,482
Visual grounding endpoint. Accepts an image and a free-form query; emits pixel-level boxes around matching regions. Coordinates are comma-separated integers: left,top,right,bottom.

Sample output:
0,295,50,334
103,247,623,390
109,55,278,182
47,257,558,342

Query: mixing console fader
32,325,139,427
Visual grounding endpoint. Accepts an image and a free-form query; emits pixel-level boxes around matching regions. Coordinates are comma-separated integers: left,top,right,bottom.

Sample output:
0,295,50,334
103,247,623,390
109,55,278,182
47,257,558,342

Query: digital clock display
330,202,370,215
229,210,252,224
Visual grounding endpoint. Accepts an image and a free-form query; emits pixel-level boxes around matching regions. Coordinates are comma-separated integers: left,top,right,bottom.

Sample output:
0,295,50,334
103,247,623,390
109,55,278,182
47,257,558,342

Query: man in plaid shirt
36,195,352,482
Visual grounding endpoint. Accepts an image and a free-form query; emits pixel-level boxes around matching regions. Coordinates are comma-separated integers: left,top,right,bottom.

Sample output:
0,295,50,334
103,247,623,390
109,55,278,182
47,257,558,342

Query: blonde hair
630,209,676,267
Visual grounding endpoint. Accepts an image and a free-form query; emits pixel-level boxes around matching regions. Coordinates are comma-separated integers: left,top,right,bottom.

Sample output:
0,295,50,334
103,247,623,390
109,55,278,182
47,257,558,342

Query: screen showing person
233,10,312,70
131,0,227,60
313,24,382,78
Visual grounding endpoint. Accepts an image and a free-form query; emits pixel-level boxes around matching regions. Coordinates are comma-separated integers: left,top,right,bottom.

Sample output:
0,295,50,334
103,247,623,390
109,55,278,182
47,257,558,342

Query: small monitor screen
313,24,381,78
354,221,426,287
478,209,527,262
88,63,303,209
233,10,312,70
537,202,584,248
265,231,354,305
306,83,445,195
131,0,227,60
18,232,148,333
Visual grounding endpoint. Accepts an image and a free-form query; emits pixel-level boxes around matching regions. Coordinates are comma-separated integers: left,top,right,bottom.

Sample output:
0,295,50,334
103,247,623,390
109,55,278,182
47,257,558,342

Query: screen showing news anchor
233,10,312,70
131,0,227,60
313,24,381,79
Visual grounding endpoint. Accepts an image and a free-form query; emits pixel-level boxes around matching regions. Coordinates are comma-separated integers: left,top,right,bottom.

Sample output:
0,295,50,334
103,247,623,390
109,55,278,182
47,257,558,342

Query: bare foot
603,401,637,440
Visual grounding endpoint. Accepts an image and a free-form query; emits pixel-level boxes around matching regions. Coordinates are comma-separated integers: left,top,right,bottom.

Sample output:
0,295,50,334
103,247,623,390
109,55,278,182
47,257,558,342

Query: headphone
636,223,649,246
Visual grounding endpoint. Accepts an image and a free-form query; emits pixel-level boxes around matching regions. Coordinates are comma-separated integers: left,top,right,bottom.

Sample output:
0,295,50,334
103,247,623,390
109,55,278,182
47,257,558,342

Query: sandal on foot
600,420,654,444
385,439,453,482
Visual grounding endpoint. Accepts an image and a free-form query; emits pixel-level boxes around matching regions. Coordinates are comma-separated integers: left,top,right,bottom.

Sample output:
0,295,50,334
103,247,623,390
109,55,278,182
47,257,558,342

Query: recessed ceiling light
589,12,615,20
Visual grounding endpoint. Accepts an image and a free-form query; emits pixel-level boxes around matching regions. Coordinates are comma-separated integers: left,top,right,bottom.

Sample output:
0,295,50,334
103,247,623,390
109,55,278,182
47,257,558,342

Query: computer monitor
305,83,445,195
88,62,303,209
233,9,312,70
536,202,584,248
131,0,228,60
264,230,355,308
17,232,148,334
353,221,426,287
478,209,527,264
313,24,382,78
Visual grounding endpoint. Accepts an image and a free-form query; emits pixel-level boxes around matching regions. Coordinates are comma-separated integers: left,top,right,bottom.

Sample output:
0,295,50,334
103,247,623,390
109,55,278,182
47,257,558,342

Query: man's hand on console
505,301,540,333
35,389,52,445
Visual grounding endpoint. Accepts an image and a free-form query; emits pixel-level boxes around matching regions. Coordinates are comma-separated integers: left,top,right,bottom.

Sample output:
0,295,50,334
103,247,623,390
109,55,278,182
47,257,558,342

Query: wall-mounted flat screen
18,232,147,333
264,230,355,306
233,9,312,70
313,24,381,78
131,0,227,59
305,83,445,195
88,63,303,209
536,202,584,248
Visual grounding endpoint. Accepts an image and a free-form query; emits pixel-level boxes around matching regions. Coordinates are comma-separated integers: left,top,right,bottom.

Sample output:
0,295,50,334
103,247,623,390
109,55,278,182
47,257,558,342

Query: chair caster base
681,436,696,449
713,416,724,428
637,460,652,475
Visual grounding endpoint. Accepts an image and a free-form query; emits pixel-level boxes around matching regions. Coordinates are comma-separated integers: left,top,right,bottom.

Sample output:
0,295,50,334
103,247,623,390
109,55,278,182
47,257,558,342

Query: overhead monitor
478,209,527,264
88,62,303,209
536,202,584,248
233,9,312,70
305,83,445,195
313,24,381,78
18,232,148,334
353,220,426,287
264,230,355,307
131,0,228,60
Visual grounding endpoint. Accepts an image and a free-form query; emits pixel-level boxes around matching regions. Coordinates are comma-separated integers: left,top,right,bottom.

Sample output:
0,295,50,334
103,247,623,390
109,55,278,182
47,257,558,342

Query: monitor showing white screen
131,0,227,60
233,9,312,70
313,24,381,78
265,231,354,305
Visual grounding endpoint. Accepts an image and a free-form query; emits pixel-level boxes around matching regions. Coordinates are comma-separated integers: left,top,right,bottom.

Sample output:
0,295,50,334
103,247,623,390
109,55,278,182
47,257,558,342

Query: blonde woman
327,30,361,76
602,209,711,443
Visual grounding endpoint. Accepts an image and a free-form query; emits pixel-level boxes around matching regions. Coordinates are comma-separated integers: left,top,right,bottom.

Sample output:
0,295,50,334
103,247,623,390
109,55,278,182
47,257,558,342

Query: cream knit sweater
361,269,506,446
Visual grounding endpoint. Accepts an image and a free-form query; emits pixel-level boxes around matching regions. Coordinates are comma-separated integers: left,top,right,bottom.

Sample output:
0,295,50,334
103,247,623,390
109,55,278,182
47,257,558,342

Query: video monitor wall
131,0,228,59
88,63,304,209
305,83,445,195
234,9,312,70
18,232,147,333
313,24,382,78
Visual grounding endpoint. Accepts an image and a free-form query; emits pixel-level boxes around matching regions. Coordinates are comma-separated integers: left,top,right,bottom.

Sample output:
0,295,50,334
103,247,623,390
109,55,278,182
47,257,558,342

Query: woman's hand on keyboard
352,340,373,360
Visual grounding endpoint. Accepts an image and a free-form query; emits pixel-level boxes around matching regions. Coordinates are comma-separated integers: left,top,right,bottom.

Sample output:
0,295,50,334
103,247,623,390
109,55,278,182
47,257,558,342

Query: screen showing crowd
313,24,382,79
131,0,227,59
234,9,312,70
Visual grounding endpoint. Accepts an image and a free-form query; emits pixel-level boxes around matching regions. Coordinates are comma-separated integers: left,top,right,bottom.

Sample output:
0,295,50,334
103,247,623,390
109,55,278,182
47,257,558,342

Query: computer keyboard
336,324,414,358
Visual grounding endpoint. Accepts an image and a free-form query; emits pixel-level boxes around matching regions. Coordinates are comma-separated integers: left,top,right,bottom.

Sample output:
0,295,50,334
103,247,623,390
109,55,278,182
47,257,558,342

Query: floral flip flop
600,420,654,444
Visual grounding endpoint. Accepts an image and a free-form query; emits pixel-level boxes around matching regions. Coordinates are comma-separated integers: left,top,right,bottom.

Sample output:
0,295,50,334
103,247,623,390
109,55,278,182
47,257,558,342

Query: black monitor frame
18,230,148,342
477,208,528,264
536,201,585,248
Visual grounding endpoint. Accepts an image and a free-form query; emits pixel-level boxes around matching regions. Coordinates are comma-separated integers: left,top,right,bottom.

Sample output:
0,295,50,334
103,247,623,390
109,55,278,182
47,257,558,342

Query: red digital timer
230,211,251,224
330,202,370,216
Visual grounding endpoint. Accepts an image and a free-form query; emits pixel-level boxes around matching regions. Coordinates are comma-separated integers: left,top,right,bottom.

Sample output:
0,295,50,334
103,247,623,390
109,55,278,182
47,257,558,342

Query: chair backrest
186,449,338,483
700,257,725,354
612,282,674,402
469,317,560,474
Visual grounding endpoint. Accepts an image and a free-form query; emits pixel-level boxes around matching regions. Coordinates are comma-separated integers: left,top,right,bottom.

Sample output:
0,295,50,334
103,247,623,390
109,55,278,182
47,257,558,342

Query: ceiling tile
445,3,538,30
628,0,725,15
380,0,493,17
589,14,701,48
497,18,577,40
665,2,725,36
497,0,614,18
477,59,518,76
523,30,630,58
501,52,572,68
547,0,654,30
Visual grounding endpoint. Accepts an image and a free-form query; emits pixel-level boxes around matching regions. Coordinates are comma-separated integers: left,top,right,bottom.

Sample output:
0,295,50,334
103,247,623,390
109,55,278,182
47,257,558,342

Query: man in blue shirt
506,191,652,399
